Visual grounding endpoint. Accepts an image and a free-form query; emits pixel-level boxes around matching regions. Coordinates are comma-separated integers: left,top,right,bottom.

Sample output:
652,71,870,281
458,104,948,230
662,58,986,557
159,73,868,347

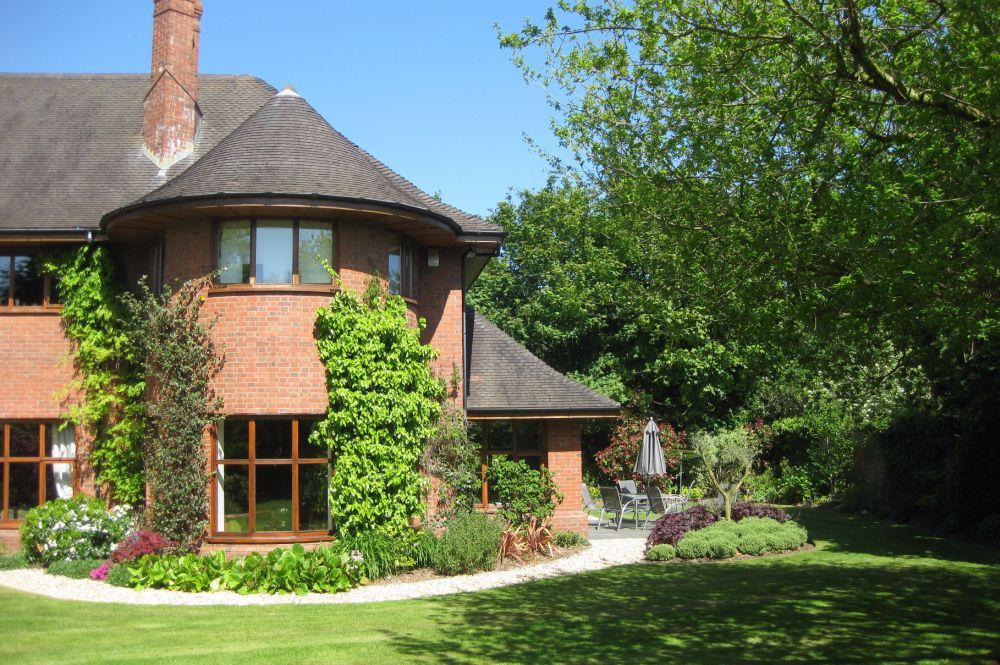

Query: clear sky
0,1,560,218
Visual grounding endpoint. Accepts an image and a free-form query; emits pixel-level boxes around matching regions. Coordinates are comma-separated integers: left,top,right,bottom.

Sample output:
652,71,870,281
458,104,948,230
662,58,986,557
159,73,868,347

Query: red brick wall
0,313,75,418
419,247,465,400
546,420,587,534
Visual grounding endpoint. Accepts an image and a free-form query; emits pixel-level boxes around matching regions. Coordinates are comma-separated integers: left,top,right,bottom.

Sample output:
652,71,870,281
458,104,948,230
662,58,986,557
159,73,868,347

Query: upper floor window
0,254,59,307
217,220,335,286
388,238,415,298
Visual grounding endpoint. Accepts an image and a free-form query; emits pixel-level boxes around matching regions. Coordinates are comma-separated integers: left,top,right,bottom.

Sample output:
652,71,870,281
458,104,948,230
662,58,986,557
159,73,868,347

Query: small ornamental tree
121,276,223,550
313,277,444,537
691,422,768,520
595,415,685,487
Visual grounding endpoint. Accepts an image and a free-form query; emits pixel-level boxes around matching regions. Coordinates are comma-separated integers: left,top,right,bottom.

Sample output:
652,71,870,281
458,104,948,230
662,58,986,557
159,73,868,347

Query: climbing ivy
41,248,146,505
313,277,445,537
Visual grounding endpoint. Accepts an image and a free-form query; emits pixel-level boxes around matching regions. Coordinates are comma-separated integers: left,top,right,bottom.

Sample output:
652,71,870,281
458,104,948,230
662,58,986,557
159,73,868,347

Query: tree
691,424,766,520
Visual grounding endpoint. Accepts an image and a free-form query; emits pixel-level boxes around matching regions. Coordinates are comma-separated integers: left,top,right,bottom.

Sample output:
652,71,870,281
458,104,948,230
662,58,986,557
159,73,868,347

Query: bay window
217,220,335,286
213,417,330,537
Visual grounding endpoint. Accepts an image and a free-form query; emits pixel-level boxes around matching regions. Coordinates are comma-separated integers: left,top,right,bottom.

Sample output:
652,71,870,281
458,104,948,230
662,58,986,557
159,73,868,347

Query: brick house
0,0,618,551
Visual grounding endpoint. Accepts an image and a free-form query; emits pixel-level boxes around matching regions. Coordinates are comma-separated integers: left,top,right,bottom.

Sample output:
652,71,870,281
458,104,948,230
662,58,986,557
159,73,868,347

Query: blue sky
0,1,561,217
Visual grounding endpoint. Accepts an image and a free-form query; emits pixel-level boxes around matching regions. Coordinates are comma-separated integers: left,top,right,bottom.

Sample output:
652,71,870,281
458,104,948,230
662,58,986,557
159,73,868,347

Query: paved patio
586,512,650,540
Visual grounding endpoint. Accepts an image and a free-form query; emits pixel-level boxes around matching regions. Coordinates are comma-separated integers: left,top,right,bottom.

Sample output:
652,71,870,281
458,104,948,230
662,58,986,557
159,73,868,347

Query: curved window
213,417,330,537
217,220,335,286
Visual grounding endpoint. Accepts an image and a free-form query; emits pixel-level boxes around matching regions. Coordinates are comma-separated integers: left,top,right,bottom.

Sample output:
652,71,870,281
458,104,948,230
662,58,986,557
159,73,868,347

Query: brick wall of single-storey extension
546,419,587,535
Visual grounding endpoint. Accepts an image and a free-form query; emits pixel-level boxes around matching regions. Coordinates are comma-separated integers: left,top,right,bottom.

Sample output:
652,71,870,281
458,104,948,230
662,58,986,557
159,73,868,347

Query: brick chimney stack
143,0,203,170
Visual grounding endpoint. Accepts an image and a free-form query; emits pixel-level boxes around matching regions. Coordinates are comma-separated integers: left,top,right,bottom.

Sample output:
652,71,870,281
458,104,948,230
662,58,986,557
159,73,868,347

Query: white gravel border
0,538,645,606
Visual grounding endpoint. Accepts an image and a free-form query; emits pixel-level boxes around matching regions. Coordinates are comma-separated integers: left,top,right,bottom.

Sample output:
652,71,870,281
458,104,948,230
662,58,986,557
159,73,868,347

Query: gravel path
0,538,646,606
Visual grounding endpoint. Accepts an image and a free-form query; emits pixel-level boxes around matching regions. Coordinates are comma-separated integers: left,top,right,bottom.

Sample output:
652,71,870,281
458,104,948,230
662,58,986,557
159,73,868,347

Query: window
217,220,335,286
0,254,59,307
213,417,330,536
1,423,76,521
388,237,416,298
471,420,545,507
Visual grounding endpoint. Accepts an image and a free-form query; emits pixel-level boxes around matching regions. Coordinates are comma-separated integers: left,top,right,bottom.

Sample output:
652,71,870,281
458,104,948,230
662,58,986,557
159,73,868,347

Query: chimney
143,0,203,170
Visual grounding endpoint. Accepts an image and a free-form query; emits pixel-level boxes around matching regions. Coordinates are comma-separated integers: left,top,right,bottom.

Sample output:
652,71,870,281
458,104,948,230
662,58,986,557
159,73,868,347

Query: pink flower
90,561,110,580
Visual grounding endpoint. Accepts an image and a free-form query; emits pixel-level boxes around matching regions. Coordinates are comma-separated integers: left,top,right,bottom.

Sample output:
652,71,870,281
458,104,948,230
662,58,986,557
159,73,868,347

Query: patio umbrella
634,417,667,477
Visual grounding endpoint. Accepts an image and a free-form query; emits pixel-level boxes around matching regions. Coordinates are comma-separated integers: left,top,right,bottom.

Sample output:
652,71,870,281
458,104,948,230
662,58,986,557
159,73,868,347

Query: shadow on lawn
389,509,1000,664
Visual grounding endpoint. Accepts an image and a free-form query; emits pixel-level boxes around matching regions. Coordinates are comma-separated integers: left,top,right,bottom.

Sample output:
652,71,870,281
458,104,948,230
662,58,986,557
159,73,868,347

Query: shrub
676,534,712,559
645,505,717,551
409,529,438,568
47,558,106,579
0,552,29,570
105,564,133,587
129,544,360,595
595,415,686,485
553,531,589,548
737,534,768,556
330,531,404,580
486,455,562,525
646,543,676,561
90,561,110,580
432,511,502,575
20,496,132,565
731,503,791,523
110,530,177,564
676,517,808,559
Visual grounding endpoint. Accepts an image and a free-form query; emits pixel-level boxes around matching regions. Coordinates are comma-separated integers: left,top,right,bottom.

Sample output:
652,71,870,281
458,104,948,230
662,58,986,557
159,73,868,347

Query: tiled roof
132,89,500,235
0,74,275,231
466,310,621,415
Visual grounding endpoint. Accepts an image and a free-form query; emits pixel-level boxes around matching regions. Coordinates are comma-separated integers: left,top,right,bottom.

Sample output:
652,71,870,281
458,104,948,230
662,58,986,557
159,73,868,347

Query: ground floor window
213,417,330,537
0,422,75,522
470,420,546,507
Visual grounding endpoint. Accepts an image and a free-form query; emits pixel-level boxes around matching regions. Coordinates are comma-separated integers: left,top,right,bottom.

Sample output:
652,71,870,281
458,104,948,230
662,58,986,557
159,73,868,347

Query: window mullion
249,220,257,285
249,419,256,533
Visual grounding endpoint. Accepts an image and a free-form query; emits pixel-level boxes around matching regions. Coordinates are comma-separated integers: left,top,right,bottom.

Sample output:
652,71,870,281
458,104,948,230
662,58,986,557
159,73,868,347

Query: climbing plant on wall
41,247,146,505
313,277,444,537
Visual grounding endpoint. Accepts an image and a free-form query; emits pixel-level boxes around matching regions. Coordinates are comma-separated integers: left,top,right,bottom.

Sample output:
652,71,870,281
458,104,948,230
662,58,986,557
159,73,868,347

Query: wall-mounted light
427,248,440,267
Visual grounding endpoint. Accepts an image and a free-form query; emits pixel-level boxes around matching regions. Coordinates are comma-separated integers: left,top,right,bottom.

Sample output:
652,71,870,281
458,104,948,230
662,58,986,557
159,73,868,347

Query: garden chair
597,486,634,530
642,485,688,530
582,484,601,525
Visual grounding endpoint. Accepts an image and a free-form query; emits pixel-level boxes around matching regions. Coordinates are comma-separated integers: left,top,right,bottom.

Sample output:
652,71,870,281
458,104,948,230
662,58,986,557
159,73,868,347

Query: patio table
620,492,649,528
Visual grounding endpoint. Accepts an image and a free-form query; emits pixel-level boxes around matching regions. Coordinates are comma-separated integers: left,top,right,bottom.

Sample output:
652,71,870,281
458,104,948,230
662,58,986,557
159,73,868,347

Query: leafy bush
0,552,29,570
110,530,177,564
409,529,438,568
645,505,718,551
47,558,106,579
553,531,589,548
129,544,359,595
330,531,404,580
314,278,444,538
646,544,676,561
105,564,133,587
730,503,790,523
423,397,481,524
20,497,132,565
90,561,110,580
977,515,1000,545
675,517,808,559
595,416,686,485
486,455,563,525
432,511,503,575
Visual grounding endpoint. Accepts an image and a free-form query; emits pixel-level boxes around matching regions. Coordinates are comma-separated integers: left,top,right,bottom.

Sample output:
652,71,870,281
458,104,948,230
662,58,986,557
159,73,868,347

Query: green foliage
46,558,105,579
105,564,133,587
0,552,29,571
40,247,146,505
120,276,223,550
128,544,360,595
20,496,132,565
691,425,764,520
645,543,676,561
409,529,439,568
553,531,588,548
330,531,406,580
313,277,444,538
676,517,808,559
422,397,482,525
432,511,503,575
486,455,563,525
594,415,686,485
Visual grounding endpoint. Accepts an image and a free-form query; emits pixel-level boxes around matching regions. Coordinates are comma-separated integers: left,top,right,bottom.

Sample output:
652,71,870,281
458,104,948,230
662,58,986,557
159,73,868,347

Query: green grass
1,508,997,664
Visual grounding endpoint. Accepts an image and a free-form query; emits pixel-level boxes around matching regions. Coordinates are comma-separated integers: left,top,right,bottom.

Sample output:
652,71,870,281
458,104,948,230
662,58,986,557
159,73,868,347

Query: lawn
1,508,997,664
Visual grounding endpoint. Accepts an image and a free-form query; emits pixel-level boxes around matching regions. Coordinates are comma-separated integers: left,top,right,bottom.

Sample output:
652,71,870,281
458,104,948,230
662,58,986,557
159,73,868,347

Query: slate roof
0,74,500,237
131,89,499,235
0,74,274,232
466,310,621,415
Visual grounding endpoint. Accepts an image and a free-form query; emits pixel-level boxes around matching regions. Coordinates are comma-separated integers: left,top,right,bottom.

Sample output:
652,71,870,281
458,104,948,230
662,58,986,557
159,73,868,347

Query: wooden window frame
210,417,330,542
0,253,61,310
215,219,337,287
475,420,547,508
388,236,416,299
0,422,77,525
